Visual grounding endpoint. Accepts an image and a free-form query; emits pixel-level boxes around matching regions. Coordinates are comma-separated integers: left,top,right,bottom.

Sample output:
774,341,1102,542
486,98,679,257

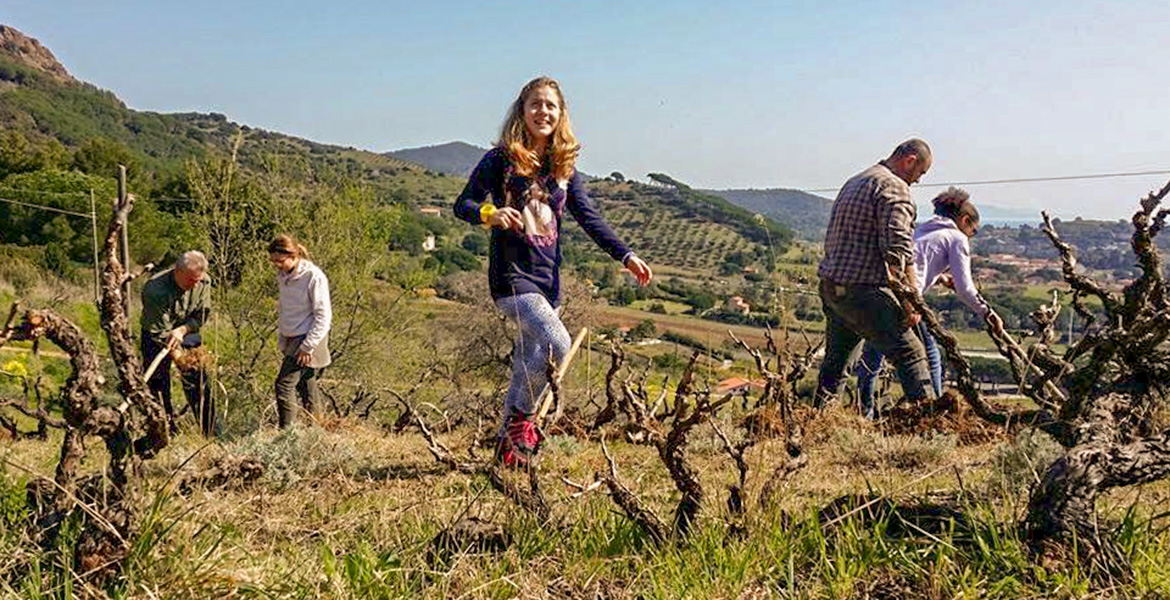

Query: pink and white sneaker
496,413,543,468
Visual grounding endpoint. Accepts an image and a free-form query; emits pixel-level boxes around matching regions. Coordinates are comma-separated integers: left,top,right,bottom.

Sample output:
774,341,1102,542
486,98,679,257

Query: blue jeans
856,321,943,419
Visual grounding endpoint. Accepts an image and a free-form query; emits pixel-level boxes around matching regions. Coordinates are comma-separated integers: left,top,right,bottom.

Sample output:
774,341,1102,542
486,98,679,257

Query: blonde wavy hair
498,76,580,182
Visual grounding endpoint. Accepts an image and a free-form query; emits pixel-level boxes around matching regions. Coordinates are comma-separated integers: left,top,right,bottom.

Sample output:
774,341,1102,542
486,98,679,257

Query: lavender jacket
913,215,991,318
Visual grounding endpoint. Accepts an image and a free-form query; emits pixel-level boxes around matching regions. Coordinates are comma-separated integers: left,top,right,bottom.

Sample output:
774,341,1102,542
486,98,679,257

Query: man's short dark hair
890,138,931,164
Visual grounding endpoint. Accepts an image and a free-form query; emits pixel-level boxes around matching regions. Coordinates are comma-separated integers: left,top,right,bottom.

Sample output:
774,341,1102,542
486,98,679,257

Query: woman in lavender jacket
856,188,1004,419
454,76,652,467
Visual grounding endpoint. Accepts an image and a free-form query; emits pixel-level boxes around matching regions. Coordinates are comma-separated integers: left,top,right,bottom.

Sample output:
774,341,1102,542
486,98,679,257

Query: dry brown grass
2,399,1169,598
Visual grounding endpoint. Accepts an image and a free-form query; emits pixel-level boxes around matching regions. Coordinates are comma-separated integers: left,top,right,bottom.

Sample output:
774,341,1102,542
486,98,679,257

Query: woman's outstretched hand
624,255,653,287
487,206,525,232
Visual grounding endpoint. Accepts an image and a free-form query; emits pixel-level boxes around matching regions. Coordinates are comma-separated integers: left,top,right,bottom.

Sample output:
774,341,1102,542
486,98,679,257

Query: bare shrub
225,426,373,490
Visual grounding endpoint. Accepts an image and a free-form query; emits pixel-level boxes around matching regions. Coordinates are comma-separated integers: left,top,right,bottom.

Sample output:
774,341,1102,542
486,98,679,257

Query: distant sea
981,218,1044,228
915,217,1042,228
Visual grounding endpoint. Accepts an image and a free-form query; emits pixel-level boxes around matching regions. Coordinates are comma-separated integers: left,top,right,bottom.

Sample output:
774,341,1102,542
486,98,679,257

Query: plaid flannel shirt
817,162,917,286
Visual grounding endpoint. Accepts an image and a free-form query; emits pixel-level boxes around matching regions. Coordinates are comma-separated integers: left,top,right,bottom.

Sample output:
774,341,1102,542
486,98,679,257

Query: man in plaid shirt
815,139,936,406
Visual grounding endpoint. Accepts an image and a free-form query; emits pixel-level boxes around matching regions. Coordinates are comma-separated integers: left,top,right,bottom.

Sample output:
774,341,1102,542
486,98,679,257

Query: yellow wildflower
2,358,29,378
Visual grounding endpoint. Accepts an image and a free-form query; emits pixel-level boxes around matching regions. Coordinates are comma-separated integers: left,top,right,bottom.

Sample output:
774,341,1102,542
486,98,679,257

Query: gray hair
175,250,208,273
889,138,932,164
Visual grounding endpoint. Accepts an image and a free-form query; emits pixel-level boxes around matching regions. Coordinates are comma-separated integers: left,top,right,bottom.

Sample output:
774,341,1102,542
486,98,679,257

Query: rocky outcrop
0,24,74,82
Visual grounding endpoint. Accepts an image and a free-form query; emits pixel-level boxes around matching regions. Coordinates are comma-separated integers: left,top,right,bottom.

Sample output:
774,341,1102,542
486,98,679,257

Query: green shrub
0,247,45,294
988,429,1064,494
460,230,489,255
628,318,657,341
433,246,479,273
227,426,375,490
832,428,957,470
652,353,689,370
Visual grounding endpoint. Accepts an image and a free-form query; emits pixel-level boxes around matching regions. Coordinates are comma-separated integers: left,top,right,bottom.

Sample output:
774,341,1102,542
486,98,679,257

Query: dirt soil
881,389,1008,445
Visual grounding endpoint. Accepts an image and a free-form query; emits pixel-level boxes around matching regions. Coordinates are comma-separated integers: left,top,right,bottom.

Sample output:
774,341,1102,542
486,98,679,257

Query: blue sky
4,0,1169,219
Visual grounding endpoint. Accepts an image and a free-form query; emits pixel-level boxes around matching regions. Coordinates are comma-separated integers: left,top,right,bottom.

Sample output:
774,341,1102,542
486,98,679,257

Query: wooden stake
118,165,131,316
89,189,100,305
142,346,169,382
535,327,588,426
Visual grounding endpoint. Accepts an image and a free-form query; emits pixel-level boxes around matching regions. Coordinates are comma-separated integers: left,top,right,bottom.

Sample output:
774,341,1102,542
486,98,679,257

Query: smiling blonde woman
454,76,653,468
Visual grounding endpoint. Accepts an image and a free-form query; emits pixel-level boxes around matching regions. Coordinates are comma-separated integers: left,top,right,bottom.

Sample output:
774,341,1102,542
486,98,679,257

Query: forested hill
708,188,834,240
385,141,488,177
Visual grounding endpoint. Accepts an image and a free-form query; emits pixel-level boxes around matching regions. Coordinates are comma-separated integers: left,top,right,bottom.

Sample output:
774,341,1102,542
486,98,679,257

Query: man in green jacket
140,250,214,436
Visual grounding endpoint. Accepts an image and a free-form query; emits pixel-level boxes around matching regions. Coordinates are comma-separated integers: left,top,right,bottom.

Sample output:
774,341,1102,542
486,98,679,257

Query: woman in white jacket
856,188,1003,419
268,234,332,428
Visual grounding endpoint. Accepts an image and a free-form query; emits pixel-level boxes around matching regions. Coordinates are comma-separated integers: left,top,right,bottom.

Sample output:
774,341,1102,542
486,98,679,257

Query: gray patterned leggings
495,293,571,428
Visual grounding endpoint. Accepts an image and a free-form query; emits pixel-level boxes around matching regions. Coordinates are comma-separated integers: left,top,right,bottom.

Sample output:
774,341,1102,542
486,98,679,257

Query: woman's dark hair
268,234,310,259
932,187,979,223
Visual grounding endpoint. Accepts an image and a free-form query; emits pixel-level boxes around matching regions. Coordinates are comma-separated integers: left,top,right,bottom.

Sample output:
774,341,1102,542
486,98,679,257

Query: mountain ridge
386,141,487,177
706,188,833,240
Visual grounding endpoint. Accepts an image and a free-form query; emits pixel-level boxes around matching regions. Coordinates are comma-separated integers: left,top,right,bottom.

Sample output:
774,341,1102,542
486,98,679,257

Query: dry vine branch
588,347,734,542
728,328,813,508
888,275,1071,443
592,342,626,429
0,198,141,577
0,370,65,440
985,293,1069,411
0,184,182,581
388,391,553,524
595,434,668,545
589,332,814,543
711,421,750,518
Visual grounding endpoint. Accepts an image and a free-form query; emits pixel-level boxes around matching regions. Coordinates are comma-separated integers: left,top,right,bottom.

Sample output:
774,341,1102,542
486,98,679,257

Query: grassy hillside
589,181,765,273
384,143,797,274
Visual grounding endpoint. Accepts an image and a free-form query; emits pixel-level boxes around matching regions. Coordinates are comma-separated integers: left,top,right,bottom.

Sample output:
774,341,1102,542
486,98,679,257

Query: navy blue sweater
454,148,631,306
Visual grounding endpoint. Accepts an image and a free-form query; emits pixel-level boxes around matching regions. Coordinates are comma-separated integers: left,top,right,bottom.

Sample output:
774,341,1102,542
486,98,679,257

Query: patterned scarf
504,164,563,248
